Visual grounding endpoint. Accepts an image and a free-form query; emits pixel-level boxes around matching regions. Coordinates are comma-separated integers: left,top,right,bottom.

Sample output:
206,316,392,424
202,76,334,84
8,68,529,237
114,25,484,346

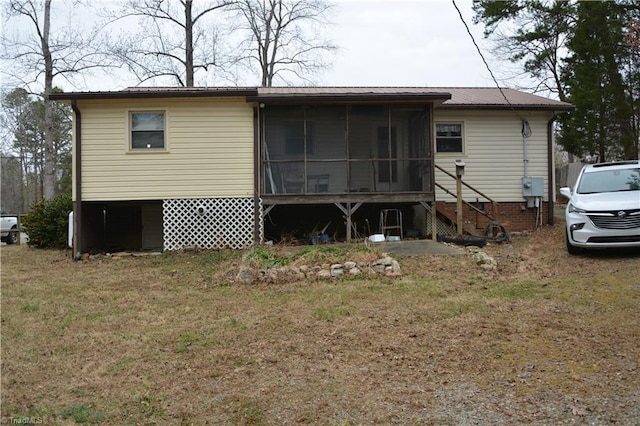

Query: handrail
434,164,500,222
435,183,495,221
435,164,497,204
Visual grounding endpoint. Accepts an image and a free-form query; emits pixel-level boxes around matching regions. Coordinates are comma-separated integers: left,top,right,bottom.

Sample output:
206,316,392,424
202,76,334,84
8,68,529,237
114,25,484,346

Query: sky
3,0,521,92
325,0,501,87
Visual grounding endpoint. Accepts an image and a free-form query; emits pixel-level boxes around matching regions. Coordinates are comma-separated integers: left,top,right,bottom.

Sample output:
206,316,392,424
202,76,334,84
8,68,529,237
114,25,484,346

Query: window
285,122,314,154
436,123,463,153
578,168,640,194
131,112,165,150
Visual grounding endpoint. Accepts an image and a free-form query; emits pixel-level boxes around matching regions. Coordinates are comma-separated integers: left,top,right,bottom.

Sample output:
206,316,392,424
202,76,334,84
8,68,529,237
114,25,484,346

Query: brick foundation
437,201,550,233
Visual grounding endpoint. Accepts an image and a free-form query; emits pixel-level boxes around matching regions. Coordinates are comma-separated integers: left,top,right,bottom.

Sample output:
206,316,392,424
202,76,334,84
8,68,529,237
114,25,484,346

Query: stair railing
434,164,500,222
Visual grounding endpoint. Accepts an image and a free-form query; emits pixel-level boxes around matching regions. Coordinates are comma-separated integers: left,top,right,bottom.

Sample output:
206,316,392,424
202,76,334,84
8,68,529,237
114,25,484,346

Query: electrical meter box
522,177,544,198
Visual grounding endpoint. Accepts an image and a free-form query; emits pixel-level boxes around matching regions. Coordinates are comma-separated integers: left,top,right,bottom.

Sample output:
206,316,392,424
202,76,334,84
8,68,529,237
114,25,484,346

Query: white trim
435,121,465,155
127,109,168,152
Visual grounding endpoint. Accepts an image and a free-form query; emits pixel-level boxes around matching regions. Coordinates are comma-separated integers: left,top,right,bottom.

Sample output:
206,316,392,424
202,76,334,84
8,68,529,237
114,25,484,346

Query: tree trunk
185,0,194,87
42,0,56,199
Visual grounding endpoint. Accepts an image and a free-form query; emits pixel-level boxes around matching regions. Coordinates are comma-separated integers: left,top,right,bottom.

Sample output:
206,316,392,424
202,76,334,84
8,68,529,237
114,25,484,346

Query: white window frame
435,122,464,154
129,110,168,152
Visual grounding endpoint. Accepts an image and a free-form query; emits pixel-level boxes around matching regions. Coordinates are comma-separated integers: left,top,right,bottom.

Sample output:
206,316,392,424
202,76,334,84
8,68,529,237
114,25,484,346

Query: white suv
560,160,640,254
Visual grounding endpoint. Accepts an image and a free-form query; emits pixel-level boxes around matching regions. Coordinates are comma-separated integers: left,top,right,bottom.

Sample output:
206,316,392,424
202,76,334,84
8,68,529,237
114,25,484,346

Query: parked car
559,160,640,254
0,211,19,245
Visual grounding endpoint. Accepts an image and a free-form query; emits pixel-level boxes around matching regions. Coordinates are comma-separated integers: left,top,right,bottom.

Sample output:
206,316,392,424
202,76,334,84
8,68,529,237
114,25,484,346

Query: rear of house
51,87,572,255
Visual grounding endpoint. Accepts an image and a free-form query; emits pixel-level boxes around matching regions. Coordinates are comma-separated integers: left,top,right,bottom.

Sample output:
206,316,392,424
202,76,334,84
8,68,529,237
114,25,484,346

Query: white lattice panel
163,198,260,250
425,206,454,236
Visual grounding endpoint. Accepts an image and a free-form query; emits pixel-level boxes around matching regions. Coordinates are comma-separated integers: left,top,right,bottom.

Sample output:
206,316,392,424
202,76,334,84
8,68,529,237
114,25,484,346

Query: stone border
236,255,402,284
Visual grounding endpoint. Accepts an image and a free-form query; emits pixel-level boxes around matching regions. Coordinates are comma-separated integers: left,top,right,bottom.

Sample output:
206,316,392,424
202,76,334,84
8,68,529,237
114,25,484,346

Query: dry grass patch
2,224,639,424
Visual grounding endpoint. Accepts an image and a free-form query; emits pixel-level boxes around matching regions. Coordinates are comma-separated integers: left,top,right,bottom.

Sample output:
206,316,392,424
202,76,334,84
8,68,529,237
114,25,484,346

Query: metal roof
49,87,257,100
49,86,573,110
252,86,452,104
432,87,573,110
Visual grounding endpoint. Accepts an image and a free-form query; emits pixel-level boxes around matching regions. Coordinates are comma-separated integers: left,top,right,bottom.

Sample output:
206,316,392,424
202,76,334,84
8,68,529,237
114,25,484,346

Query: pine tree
559,1,640,161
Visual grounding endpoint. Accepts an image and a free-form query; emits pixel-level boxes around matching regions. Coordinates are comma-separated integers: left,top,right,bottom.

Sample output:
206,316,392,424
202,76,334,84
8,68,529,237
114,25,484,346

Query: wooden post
346,202,352,243
454,159,466,236
431,202,437,241
456,175,463,236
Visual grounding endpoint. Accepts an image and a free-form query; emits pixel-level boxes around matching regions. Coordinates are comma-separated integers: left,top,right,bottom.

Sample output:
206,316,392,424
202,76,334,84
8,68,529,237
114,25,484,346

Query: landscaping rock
375,256,393,266
349,267,362,275
472,250,497,271
372,264,386,274
235,253,403,284
317,269,332,279
344,261,357,270
236,267,254,283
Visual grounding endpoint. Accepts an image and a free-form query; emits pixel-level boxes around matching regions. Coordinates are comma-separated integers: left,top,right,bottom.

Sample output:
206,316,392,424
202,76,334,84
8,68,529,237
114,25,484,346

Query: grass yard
1,223,639,424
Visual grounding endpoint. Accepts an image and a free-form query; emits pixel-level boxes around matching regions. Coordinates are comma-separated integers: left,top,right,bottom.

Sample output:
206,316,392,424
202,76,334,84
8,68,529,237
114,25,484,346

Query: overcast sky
4,0,519,91
326,0,500,87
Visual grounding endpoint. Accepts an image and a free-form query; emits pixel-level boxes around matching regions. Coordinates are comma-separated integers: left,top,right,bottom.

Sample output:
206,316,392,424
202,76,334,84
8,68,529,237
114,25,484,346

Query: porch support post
253,103,261,244
419,201,438,241
456,176,463,236
432,201,437,241
71,100,83,259
334,202,362,243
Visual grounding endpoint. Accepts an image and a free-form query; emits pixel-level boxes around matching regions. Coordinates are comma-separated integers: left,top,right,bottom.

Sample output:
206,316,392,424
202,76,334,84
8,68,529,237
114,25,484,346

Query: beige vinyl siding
434,110,552,202
76,97,254,201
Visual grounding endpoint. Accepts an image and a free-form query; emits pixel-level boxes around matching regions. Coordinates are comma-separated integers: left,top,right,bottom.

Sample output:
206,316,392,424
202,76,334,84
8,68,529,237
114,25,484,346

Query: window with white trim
436,122,463,153
131,111,165,150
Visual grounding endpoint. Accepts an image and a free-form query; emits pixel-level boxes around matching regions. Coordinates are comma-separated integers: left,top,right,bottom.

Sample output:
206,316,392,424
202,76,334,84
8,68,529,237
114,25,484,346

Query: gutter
547,113,558,226
71,100,82,259
50,88,257,101
437,104,574,112
247,93,452,105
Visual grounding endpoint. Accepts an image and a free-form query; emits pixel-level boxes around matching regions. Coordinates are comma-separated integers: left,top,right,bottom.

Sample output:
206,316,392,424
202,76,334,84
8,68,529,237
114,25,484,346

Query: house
50,87,573,254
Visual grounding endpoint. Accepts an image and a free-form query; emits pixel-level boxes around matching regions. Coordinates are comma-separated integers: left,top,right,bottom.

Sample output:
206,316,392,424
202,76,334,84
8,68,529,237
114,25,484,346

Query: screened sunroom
252,88,451,242
260,102,440,200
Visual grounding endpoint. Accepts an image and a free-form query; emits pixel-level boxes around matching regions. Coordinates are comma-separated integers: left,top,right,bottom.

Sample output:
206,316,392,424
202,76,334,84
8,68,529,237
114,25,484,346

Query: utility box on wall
522,177,544,207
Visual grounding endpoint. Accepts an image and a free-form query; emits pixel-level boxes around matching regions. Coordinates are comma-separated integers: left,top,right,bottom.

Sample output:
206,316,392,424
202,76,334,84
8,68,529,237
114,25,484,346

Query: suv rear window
577,168,640,194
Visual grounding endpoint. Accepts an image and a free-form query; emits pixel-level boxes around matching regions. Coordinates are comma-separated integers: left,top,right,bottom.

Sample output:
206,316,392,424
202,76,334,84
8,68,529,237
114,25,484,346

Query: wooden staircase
434,164,500,237
434,201,481,236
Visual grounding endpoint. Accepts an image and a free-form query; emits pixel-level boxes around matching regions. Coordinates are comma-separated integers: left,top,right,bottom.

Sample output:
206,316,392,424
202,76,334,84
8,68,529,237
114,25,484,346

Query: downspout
547,113,558,226
253,103,261,245
71,100,82,259
522,119,531,178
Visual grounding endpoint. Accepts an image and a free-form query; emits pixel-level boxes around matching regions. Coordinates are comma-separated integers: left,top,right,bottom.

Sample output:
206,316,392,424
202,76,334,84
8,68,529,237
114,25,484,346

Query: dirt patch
1,223,639,424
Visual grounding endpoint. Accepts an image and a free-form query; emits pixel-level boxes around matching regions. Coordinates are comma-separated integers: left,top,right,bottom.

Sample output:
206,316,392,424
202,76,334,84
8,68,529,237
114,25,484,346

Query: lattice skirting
426,210,454,236
163,198,261,251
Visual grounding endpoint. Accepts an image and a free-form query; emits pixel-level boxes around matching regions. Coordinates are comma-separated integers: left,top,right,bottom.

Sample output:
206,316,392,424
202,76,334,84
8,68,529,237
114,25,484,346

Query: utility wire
451,0,523,120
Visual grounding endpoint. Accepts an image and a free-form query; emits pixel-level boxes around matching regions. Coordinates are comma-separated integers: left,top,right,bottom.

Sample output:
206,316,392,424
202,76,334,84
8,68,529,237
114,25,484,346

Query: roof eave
437,104,575,111
49,88,258,101
247,93,452,104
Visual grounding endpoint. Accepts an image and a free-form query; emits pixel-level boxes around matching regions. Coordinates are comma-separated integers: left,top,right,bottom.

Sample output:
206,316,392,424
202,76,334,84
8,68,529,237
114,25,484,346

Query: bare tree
106,0,236,87
232,0,336,86
0,154,25,213
2,0,111,199
1,88,32,210
1,87,72,208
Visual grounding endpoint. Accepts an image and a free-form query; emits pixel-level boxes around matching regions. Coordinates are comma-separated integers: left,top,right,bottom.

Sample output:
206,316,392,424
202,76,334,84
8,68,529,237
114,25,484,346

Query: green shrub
22,194,72,249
